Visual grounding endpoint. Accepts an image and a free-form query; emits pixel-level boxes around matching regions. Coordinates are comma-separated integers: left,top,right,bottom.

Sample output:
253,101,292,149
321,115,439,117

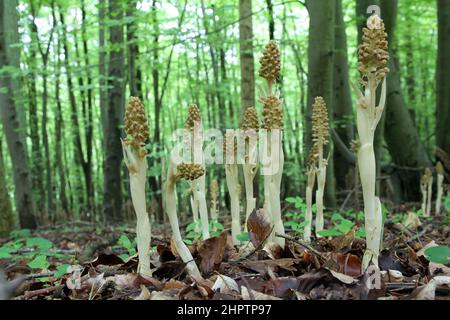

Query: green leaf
119,254,130,261
26,237,53,251
54,264,70,278
336,219,354,233
210,231,222,238
118,235,132,250
186,231,201,239
183,239,193,245
186,222,198,232
331,213,345,221
236,232,250,242
355,227,366,238
0,247,12,259
27,255,50,270
10,229,31,239
212,221,224,231
424,246,450,264
317,229,342,237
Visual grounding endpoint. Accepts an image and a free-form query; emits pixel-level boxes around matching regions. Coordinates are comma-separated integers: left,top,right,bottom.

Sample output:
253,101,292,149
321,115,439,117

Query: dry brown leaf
247,209,272,248
197,232,227,275
241,258,299,275
241,286,282,300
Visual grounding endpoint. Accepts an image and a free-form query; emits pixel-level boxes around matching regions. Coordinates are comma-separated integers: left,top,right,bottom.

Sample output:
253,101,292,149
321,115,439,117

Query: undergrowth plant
259,40,286,247
436,162,444,214
122,97,152,277
352,14,390,271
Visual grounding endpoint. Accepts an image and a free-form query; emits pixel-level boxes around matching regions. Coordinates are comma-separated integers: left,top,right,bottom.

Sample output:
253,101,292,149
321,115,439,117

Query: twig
406,225,433,243
339,188,357,212
15,284,64,300
231,226,275,263
275,233,326,260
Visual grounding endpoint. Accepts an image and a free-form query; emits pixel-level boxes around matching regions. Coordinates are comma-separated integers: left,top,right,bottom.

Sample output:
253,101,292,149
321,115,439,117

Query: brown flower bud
436,161,444,175
259,40,281,83
241,107,260,131
312,97,330,146
124,97,149,150
177,163,204,181
358,15,390,82
185,104,201,131
261,95,283,130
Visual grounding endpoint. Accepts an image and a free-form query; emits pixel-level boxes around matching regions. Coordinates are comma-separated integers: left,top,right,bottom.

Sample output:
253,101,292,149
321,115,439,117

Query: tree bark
306,0,336,207
103,0,125,222
0,138,14,236
0,0,37,229
437,0,450,155
381,0,432,201
239,0,256,112
333,0,354,191
126,0,142,99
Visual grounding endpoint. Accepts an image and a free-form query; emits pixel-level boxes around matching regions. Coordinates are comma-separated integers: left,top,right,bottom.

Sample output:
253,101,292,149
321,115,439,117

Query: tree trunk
0,0,37,229
437,0,450,155
25,25,45,216
0,138,14,236
103,0,125,222
126,0,142,99
59,7,89,219
81,0,95,216
333,0,354,192
239,0,256,112
54,31,69,220
265,0,275,40
381,0,431,201
306,0,336,207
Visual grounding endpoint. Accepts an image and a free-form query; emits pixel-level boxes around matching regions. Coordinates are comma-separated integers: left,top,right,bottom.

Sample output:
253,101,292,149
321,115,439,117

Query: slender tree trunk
381,0,431,201
103,0,125,222
126,0,142,99
306,0,336,207
0,0,37,229
25,30,45,215
0,138,15,236
333,0,354,192
437,0,450,155
81,0,95,216
266,0,275,40
54,32,69,220
239,0,256,112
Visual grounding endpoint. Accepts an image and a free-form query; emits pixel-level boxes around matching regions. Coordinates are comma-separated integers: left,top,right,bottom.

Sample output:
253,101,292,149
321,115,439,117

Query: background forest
0,0,448,234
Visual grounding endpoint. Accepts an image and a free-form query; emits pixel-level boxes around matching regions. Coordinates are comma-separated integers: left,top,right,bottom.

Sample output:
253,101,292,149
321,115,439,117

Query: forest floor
0,204,449,301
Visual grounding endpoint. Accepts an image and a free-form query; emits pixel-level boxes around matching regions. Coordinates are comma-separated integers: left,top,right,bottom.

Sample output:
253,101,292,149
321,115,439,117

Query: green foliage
236,232,250,242
54,264,71,278
10,229,31,239
443,196,450,212
116,235,137,260
424,246,450,264
317,212,366,238
27,254,50,269
26,237,53,251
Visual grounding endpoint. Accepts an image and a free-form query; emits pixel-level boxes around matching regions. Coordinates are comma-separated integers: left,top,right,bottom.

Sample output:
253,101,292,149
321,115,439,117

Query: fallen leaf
241,286,282,300
327,253,361,277
212,274,239,295
328,270,358,285
297,269,333,293
197,232,227,275
247,209,272,248
263,242,284,260
268,277,300,299
90,254,124,267
329,226,357,251
135,285,152,300
241,258,299,275
153,261,186,279
406,276,450,300
403,212,421,228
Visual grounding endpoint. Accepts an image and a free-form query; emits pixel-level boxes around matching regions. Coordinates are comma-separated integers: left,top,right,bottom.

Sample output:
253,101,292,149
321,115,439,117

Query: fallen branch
275,233,326,260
